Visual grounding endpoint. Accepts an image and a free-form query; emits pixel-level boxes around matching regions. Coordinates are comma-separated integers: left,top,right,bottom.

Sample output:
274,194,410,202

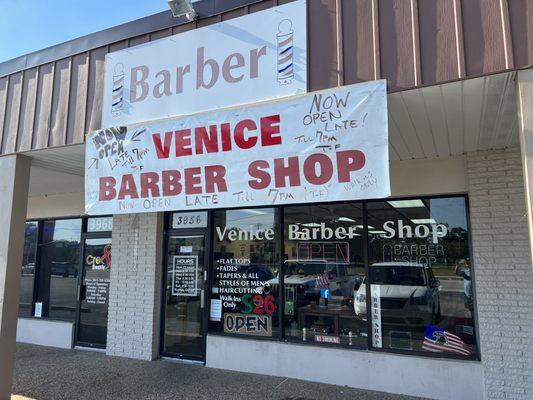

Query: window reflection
283,204,367,348
19,221,38,317
365,198,476,357
41,219,82,321
210,208,280,338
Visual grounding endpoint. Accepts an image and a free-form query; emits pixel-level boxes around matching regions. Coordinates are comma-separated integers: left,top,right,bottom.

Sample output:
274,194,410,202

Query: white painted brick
106,212,163,361
467,148,533,400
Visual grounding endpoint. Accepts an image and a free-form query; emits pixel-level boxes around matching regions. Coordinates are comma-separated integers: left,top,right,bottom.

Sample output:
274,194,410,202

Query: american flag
315,274,330,289
422,325,473,356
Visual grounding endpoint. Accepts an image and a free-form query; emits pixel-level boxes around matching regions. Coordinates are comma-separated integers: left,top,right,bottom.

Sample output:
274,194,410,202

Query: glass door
76,237,112,348
161,235,206,360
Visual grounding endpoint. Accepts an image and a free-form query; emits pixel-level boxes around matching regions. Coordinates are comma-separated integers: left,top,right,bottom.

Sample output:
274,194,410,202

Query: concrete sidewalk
12,344,426,400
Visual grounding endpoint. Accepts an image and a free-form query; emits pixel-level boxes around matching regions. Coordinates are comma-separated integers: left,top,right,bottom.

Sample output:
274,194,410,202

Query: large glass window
19,221,38,317
39,219,82,321
366,198,476,358
210,208,280,338
284,204,366,348
207,196,477,360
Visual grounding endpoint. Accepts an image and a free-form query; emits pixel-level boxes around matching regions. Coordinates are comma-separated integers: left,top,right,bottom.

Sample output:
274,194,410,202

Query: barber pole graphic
111,63,125,116
277,19,294,85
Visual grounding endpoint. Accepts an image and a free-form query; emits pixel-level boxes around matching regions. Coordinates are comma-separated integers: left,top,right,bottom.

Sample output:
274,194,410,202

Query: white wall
16,318,74,349
466,148,533,400
390,155,466,197
206,335,484,400
26,191,84,219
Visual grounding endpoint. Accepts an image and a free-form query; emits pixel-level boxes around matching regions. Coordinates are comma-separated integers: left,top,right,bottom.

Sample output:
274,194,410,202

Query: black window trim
18,215,112,323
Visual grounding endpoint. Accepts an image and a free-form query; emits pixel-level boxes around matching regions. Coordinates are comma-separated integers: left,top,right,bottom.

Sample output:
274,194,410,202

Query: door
76,236,112,348
161,235,206,360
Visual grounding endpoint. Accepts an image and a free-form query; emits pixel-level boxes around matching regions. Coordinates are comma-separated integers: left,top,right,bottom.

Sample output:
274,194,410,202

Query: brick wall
467,148,533,400
106,212,163,360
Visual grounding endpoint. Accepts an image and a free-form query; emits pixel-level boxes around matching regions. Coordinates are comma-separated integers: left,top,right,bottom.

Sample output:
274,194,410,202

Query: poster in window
172,255,198,296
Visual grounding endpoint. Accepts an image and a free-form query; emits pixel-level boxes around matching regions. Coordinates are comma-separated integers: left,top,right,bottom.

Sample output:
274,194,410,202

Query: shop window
283,204,367,348
365,197,477,358
19,221,38,317
210,208,280,338
39,219,82,321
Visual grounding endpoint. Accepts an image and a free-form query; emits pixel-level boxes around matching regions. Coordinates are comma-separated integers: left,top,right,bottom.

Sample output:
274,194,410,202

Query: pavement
12,343,427,400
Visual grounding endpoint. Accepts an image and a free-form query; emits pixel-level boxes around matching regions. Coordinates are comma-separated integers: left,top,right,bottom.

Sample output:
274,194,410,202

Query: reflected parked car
50,261,78,277
21,263,35,275
267,260,362,307
353,262,441,326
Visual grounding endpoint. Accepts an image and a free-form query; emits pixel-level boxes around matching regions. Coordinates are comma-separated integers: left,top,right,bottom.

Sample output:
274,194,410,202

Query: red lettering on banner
175,129,193,157
99,177,117,200
246,150,367,191
205,165,227,193
195,125,219,154
140,172,160,198
184,167,202,194
151,116,282,158
234,119,258,149
162,170,182,196
337,150,366,182
118,174,139,199
303,153,333,185
260,115,281,146
274,157,301,187
220,123,232,152
248,160,271,189
152,132,173,159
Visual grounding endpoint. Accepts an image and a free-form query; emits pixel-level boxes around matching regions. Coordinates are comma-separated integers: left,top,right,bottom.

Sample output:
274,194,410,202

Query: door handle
200,289,205,309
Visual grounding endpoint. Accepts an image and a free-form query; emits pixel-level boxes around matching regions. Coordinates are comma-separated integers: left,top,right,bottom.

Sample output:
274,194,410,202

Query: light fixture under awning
411,218,436,224
387,199,425,208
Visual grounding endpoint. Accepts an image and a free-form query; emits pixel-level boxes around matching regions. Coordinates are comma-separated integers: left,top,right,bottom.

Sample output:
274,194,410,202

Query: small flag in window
422,325,473,356
315,274,330,289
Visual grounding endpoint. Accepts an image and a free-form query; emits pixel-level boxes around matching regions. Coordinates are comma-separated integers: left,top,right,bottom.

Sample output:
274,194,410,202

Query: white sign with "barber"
102,0,307,128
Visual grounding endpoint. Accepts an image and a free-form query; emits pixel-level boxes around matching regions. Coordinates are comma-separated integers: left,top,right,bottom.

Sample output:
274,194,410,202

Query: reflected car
267,260,362,306
353,262,441,326
21,263,35,275
50,262,78,277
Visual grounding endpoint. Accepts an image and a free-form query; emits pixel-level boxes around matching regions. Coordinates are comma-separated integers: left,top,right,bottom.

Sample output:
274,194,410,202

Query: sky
0,0,169,63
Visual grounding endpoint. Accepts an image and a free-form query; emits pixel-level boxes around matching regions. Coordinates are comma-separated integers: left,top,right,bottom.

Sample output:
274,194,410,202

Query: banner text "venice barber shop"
97,114,366,202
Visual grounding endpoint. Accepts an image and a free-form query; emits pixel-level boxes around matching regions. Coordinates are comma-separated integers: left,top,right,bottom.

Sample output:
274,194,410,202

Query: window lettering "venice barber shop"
216,222,359,242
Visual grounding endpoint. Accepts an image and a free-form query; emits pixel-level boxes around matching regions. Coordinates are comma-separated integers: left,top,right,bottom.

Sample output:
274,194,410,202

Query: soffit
388,72,519,161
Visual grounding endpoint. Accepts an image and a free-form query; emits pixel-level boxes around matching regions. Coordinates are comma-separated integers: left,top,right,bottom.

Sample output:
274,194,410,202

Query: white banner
102,0,307,128
85,80,389,215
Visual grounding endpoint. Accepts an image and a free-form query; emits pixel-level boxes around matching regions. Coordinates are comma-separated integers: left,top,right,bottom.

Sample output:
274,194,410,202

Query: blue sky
0,0,169,63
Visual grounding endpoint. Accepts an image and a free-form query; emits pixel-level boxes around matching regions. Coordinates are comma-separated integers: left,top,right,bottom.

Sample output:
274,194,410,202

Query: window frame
18,220,40,318
199,194,480,361
19,215,112,322
205,208,284,342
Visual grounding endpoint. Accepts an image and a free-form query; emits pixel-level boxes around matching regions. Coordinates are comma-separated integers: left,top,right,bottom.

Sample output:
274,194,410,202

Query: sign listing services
102,0,307,128
85,80,389,215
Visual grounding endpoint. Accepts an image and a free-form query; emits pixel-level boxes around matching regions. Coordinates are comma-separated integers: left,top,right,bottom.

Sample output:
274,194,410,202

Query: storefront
159,196,476,362
18,216,112,348
1,1,533,400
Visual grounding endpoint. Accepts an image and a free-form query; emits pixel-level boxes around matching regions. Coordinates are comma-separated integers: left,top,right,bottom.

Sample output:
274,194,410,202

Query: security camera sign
85,80,389,214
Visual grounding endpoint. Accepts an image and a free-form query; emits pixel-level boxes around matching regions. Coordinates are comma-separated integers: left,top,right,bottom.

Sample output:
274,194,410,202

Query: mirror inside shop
209,197,477,359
